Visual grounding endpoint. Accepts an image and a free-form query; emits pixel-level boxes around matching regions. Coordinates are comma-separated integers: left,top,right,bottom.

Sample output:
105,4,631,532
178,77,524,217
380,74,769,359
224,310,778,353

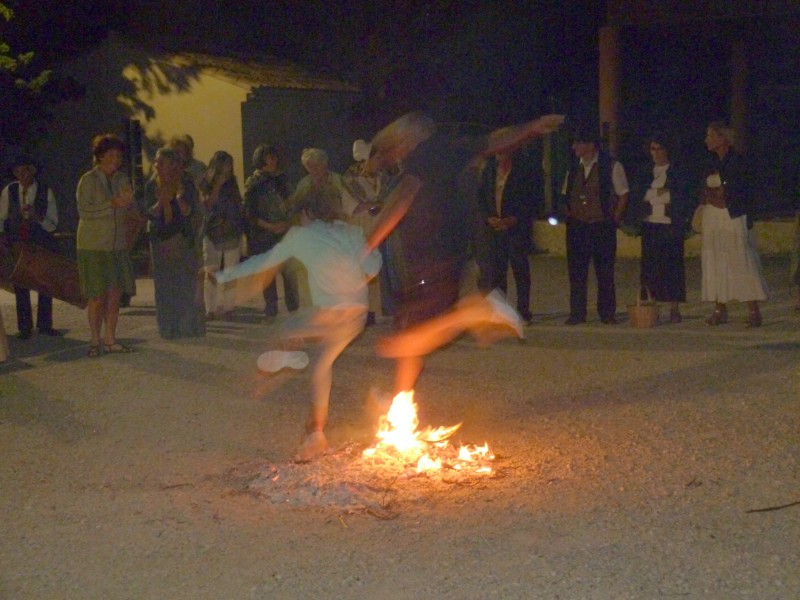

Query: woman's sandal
705,309,728,326
746,311,763,328
103,342,134,354
87,344,102,358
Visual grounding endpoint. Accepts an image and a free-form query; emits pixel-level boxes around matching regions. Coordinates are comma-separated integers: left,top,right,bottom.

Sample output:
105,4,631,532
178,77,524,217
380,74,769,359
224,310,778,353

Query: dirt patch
2,256,799,599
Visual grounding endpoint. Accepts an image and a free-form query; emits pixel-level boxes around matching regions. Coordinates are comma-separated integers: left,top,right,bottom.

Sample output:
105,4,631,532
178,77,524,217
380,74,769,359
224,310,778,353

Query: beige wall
122,64,249,184
39,34,258,232
533,220,796,258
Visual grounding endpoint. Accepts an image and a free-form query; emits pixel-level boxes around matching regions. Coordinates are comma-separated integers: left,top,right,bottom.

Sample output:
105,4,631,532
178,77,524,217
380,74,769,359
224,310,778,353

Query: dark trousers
250,241,300,317
477,231,531,317
640,223,686,302
566,220,617,320
13,232,57,332
264,268,299,317
15,286,52,333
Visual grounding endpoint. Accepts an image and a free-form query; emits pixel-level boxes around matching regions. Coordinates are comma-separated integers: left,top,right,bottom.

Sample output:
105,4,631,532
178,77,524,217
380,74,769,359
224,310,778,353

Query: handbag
627,286,659,329
691,204,705,234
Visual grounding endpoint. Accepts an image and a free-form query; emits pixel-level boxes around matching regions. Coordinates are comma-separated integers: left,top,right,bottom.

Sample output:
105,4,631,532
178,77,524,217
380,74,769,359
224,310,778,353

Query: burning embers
362,391,494,475
246,390,497,515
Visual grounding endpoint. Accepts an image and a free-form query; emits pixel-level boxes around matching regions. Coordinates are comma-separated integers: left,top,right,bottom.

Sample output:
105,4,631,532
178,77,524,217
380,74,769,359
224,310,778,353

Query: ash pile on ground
245,441,502,517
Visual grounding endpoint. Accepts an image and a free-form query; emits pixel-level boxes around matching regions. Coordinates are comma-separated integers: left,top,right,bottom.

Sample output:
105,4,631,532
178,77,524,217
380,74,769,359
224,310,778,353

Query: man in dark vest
0,156,62,339
559,126,629,325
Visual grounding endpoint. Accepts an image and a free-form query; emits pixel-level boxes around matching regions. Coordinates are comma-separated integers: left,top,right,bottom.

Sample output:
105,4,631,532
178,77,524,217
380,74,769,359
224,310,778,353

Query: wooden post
599,24,621,156
542,133,553,215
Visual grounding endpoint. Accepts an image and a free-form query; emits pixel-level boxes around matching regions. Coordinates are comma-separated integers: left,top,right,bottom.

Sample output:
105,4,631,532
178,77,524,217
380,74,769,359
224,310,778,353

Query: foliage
0,2,54,149
0,3,51,93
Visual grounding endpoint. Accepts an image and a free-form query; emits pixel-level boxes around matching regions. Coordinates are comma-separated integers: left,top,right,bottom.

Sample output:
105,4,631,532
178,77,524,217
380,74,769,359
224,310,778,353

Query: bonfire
362,391,494,475
247,390,497,515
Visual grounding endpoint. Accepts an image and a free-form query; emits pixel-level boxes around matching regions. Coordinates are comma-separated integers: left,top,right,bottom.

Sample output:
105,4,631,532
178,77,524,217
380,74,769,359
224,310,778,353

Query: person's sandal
103,342,134,354
746,310,763,328
705,309,728,326
87,344,102,358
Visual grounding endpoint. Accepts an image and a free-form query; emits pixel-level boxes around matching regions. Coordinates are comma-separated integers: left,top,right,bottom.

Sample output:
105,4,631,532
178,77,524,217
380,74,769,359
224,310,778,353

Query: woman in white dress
700,121,767,327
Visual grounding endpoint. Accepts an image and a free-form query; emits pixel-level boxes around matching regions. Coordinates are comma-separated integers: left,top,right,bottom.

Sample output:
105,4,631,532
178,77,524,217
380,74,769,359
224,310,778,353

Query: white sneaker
486,289,524,338
256,350,309,373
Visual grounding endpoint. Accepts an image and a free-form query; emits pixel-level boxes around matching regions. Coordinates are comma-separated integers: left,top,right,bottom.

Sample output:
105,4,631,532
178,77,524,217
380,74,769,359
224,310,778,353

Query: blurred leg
594,223,617,321
202,238,220,315
394,355,425,395
102,287,122,344
13,286,33,334
282,263,301,313
36,292,54,331
566,223,590,320
221,247,241,313
87,295,106,346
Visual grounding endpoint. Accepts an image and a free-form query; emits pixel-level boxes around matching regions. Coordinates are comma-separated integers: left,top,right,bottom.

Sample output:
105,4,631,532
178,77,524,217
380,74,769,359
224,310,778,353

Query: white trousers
203,237,241,314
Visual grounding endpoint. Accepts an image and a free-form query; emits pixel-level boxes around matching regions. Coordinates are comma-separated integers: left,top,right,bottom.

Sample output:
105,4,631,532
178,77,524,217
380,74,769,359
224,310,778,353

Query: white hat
352,139,372,162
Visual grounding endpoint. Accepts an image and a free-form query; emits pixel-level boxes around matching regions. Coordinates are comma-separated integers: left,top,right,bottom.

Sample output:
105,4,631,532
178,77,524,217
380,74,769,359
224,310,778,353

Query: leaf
0,3,13,22
15,51,33,67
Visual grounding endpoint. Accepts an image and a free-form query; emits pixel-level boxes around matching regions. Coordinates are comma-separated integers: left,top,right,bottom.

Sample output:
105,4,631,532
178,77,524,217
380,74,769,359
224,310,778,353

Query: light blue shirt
216,219,381,309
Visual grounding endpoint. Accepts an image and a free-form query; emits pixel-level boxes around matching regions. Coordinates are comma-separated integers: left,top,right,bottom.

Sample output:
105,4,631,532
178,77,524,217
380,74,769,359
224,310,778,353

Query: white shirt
561,152,630,197
0,180,58,233
579,153,629,196
216,219,381,309
644,164,672,224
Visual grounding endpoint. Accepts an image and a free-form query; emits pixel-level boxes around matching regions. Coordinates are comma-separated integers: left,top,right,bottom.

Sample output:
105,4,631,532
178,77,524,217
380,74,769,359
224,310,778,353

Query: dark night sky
5,0,797,207
4,0,606,128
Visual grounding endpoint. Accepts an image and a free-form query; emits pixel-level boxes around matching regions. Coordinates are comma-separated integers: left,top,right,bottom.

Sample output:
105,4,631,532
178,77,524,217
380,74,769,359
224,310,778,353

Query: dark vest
5,181,56,249
563,152,616,223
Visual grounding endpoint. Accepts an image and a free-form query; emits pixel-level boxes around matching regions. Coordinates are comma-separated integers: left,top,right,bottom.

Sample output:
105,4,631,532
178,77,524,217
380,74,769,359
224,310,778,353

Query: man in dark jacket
475,148,539,324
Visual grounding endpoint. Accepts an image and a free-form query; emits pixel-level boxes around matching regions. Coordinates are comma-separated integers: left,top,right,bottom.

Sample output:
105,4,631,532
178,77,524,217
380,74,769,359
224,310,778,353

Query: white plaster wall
123,64,248,185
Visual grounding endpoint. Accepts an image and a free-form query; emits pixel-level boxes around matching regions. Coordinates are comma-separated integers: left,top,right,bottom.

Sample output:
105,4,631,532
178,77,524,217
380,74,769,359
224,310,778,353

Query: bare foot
364,387,393,427
293,431,329,463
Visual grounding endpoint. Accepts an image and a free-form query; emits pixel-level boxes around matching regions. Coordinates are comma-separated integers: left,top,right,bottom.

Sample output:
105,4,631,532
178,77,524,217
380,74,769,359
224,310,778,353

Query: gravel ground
1,255,798,600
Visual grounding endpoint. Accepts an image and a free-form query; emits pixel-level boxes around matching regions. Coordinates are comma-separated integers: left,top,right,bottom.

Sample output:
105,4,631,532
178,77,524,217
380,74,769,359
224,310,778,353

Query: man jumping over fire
365,111,564,394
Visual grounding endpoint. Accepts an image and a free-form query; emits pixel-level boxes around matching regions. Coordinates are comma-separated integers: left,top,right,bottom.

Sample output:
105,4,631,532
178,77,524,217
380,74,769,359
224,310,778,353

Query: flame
362,391,494,475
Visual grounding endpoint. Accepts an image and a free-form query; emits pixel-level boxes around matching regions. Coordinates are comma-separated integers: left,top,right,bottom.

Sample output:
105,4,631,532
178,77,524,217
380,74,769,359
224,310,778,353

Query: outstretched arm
482,114,565,158
364,174,423,253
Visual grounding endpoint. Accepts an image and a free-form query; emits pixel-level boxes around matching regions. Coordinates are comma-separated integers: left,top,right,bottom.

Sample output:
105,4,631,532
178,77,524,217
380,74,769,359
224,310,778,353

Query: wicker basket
628,286,659,328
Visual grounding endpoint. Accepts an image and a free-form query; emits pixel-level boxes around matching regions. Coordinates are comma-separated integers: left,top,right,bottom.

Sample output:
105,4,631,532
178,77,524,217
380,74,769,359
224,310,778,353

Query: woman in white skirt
700,121,767,327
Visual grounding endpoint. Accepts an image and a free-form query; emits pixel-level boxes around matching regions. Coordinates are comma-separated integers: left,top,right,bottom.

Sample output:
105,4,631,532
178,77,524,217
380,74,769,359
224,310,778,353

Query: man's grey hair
301,148,328,169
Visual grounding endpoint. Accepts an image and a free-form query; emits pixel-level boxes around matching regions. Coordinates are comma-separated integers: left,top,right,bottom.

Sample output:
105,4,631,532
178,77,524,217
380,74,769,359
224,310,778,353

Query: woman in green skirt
76,134,137,357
